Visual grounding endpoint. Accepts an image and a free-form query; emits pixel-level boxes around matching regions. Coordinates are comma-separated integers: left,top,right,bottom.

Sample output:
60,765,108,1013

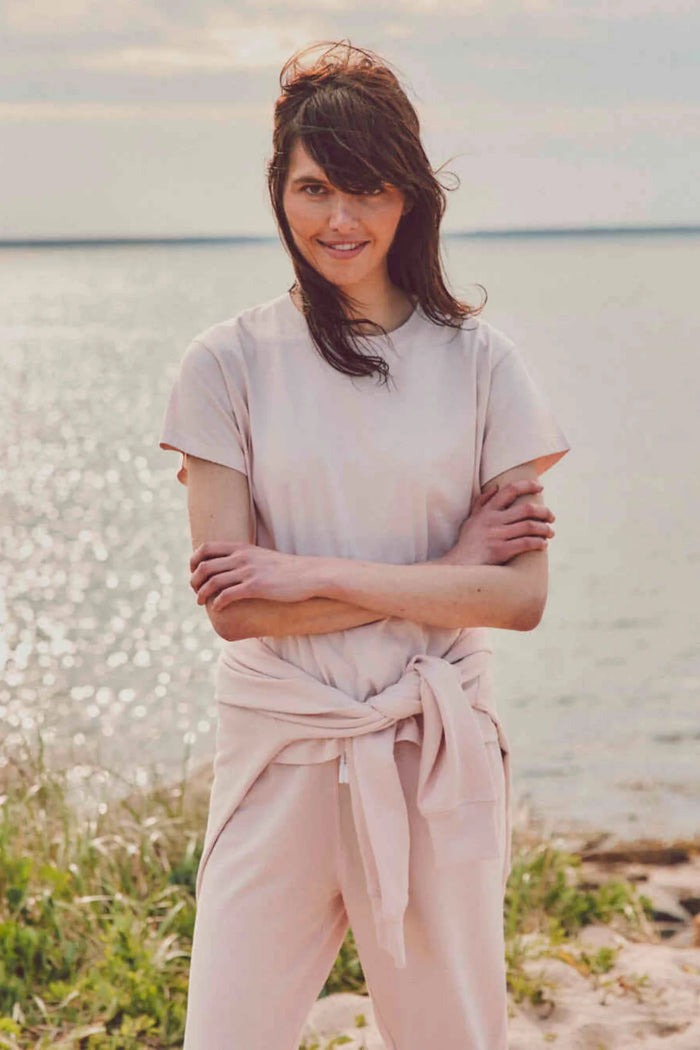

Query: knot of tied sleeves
207,641,509,970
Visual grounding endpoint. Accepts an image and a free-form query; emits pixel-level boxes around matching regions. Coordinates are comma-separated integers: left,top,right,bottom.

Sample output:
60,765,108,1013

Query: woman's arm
185,455,551,640
213,595,382,639
184,454,401,640
311,462,551,632
315,554,543,632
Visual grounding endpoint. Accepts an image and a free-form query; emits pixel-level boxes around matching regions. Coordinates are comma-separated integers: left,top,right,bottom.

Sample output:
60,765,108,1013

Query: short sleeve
479,341,571,488
159,338,248,487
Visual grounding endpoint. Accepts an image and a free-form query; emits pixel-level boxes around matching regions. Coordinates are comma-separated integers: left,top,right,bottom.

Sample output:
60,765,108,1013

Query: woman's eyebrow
290,174,329,186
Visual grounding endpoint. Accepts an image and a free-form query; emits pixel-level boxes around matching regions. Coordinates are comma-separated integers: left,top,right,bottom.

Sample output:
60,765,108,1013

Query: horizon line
0,223,698,248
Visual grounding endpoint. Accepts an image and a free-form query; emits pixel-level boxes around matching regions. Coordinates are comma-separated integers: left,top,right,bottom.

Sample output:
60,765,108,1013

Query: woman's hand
442,478,556,566
189,541,318,610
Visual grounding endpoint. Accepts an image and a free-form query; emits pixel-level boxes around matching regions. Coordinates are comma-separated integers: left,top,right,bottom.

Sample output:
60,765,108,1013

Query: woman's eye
300,184,383,198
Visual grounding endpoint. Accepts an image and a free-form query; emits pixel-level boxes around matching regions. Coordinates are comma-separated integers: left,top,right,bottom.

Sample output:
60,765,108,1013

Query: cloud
3,0,699,89
398,0,696,15
4,0,698,41
0,100,268,121
3,0,165,36
0,1,334,81
81,35,308,74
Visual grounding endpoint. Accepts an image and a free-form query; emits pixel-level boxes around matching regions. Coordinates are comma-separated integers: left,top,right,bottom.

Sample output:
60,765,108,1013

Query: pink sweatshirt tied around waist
197,631,512,970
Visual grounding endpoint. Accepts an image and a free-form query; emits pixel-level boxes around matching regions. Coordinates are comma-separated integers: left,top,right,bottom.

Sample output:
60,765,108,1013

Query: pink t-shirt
159,289,571,709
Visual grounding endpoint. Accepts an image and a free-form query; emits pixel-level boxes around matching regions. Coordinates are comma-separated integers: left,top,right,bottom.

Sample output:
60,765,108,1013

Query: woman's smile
316,239,369,260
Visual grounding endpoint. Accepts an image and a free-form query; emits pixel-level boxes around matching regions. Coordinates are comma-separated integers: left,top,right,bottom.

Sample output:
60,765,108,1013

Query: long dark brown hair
265,39,487,385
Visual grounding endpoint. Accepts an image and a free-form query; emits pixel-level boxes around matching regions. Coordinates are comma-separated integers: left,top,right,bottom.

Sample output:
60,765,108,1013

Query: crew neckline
282,289,423,346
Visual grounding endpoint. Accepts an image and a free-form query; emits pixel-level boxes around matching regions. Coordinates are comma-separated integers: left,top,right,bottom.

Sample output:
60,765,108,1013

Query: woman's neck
290,285,414,335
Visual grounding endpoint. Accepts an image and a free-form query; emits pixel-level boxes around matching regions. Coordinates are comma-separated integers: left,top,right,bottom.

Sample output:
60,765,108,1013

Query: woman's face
281,139,407,291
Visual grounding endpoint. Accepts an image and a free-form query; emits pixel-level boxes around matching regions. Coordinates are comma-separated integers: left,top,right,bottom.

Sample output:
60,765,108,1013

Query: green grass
0,740,655,1049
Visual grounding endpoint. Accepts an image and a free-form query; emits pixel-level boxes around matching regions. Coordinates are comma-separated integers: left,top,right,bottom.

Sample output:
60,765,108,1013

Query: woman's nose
328,194,361,229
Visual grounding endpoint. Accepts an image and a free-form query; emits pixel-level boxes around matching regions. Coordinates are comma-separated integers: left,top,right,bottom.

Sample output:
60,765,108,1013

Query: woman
160,40,570,1050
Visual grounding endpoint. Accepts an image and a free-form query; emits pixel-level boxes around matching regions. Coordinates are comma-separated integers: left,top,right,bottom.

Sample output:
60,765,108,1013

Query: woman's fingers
195,569,241,605
506,536,549,556
477,483,499,506
497,520,555,540
211,584,249,610
190,550,246,591
189,540,247,573
487,478,543,511
498,500,555,525
492,535,549,562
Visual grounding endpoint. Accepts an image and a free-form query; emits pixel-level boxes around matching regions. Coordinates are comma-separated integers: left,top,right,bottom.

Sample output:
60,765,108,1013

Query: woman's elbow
209,600,269,641
511,589,547,631
217,619,241,642
207,604,245,642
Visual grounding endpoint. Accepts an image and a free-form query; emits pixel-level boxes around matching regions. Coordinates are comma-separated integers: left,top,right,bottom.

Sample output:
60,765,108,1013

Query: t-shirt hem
480,441,571,488
159,434,247,479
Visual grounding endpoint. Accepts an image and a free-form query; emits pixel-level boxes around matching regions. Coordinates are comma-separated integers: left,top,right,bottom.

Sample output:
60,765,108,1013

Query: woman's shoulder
430,309,516,372
187,291,296,361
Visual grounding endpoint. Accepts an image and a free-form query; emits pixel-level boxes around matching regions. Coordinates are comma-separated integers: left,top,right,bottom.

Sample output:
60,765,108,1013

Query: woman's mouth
317,239,369,260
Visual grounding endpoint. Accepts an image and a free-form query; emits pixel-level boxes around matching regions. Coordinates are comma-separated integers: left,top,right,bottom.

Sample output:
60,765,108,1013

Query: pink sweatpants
183,733,510,1050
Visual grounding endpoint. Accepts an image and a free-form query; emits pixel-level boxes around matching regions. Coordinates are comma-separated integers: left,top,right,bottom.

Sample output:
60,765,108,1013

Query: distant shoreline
1,223,699,248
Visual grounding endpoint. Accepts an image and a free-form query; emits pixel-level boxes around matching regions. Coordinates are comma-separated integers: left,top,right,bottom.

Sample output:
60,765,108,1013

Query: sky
1,0,698,239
